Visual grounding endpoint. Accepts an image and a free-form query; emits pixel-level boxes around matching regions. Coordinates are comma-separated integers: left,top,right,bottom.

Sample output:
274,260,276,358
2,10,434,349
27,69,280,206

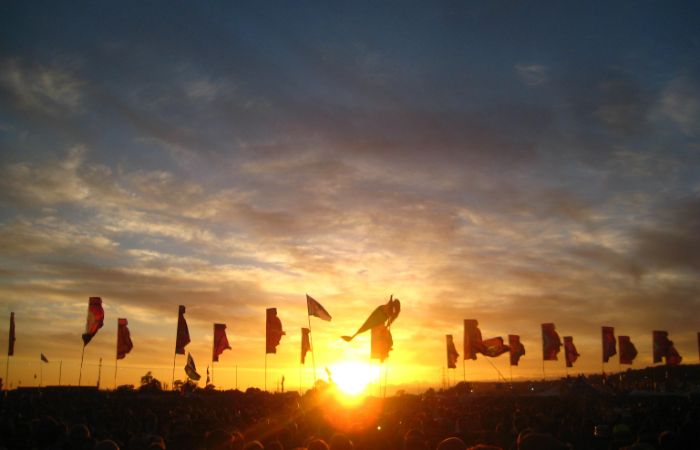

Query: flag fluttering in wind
618,335,637,365
307,295,332,321
370,324,393,362
508,335,526,366
175,305,190,355
41,353,49,363
301,327,311,364
82,297,105,346
564,336,580,368
342,296,400,342
446,334,459,369
8,312,15,356
542,323,562,361
116,318,133,360
463,319,483,360
266,308,285,354
480,337,510,357
185,353,201,380
653,330,682,365
212,323,231,362
602,326,616,363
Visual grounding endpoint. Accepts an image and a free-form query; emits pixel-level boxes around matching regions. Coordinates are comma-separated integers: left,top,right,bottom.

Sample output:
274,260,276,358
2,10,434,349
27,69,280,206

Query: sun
329,361,377,396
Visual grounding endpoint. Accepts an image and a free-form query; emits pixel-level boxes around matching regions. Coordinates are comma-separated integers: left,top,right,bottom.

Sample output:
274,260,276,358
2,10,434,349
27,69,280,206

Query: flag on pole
117,318,133,360
341,296,400,342
564,336,580,368
653,330,681,364
480,337,510,357
8,312,15,356
463,319,483,360
542,323,562,361
508,335,526,366
212,323,231,362
602,326,616,363
370,324,393,362
82,297,105,346
618,336,637,365
307,295,332,321
446,335,459,369
301,327,311,364
666,345,682,366
266,308,285,354
175,305,190,355
185,353,201,380
41,353,49,363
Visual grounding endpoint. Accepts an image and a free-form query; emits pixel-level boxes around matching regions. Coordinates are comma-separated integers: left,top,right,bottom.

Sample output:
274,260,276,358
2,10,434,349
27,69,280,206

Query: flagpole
40,360,43,387
235,364,238,390
307,314,317,384
97,357,102,389
58,361,62,386
211,324,215,386
4,353,9,391
383,361,388,398
78,344,86,387
114,357,118,389
264,353,267,392
171,352,176,390
462,358,465,383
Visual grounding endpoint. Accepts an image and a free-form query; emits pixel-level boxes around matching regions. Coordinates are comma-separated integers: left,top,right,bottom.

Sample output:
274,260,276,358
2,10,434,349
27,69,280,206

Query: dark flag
175,305,190,355
653,330,681,364
564,336,580,368
508,335,526,366
301,327,311,364
185,353,201,381
463,319,483,360
342,296,400,342
212,323,231,362
206,366,210,385
82,297,105,345
116,318,133,360
307,295,332,321
618,336,638,365
542,323,562,361
666,345,682,366
602,326,616,363
8,312,15,356
480,337,510,357
266,308,285,354
446,335,459,369
41,353,49,363
370,324,393,362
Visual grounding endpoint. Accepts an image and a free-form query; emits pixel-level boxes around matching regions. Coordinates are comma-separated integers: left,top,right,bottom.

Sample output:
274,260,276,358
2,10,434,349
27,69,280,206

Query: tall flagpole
58,361,62,386
307,314,317,383
264,353,268,391
114,358,118,389
40,360,43,387
97,357,102,389
78,345,86,386
211,324,215,386
235,364,238,390
171,352,177,390
4,353,9,391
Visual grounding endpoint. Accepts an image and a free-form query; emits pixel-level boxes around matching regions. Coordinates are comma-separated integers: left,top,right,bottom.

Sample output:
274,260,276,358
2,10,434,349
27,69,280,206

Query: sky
0,1,699,392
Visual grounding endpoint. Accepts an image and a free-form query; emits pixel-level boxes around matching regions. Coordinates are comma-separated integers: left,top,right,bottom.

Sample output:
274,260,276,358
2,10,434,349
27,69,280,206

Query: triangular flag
40,353,49,363
82,297,105,346
307,294,332,321
185,353,201,381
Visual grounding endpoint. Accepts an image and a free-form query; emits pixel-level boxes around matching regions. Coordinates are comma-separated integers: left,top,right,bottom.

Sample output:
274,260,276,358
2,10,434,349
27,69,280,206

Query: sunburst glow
329,361,378,396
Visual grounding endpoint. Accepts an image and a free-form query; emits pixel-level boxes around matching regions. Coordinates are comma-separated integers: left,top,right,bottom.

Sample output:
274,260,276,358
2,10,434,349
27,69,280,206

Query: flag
463,319,483,360
508,335,526,366
185,353,201,380
446,335,459,369
82,297,105,346
370,324,393,362
564,336,580,368
41,353,49,363
307,295,332,321
666,345,682,366
8,312,15,356
651,331,681,365
175,305,190,355
266,308,285,354
480,337,510,357
542,323,562,361
212,323,231,362
341,296,400,342
301,327,311,364
618,336,638,365
206,366,210,385
602,326,616,363
116,318,133,360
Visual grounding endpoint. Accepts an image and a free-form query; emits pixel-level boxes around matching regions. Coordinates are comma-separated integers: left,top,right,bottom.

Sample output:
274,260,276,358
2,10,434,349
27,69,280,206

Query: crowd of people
0,371,698,450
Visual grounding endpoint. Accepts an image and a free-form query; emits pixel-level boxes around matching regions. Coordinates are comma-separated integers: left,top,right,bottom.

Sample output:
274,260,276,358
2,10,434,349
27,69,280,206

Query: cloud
658,76,700,136
516,64,548,86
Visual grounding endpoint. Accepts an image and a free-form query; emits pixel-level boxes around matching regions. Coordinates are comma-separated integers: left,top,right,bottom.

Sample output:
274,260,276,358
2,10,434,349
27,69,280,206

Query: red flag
116,318,133,360
307,295,332,321
212,323,231,362
82,297,105,345
602,326,616,363
480,337,510,357
301,327,311,364
618,335,637,365
266,308,285,354
653,330,675,363
463,319,483,360
542,323,562,361
8,312,15,356
508,334,526,366
666,345,682,366
564,336,580,368
371,324,393,362
175,305,190,355
446,334,459,369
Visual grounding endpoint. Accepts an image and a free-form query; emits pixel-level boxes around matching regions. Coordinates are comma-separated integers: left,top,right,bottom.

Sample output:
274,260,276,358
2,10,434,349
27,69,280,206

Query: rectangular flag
463,319,483,360
446,334,459,369
508,334,526,366
602,326,616,363
618,336,638,365
301,327,311,364
307,295,332,321
8,312,15,356
266,308,285,354
564,336,580,368
480,337,510,357
184,352,201,380
212,323,231,362
175,305,190,355
542,323,562,361
41,353,49,363
370,324,393,362
82,297,105,346
117,318,133,360
653,330,671,363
